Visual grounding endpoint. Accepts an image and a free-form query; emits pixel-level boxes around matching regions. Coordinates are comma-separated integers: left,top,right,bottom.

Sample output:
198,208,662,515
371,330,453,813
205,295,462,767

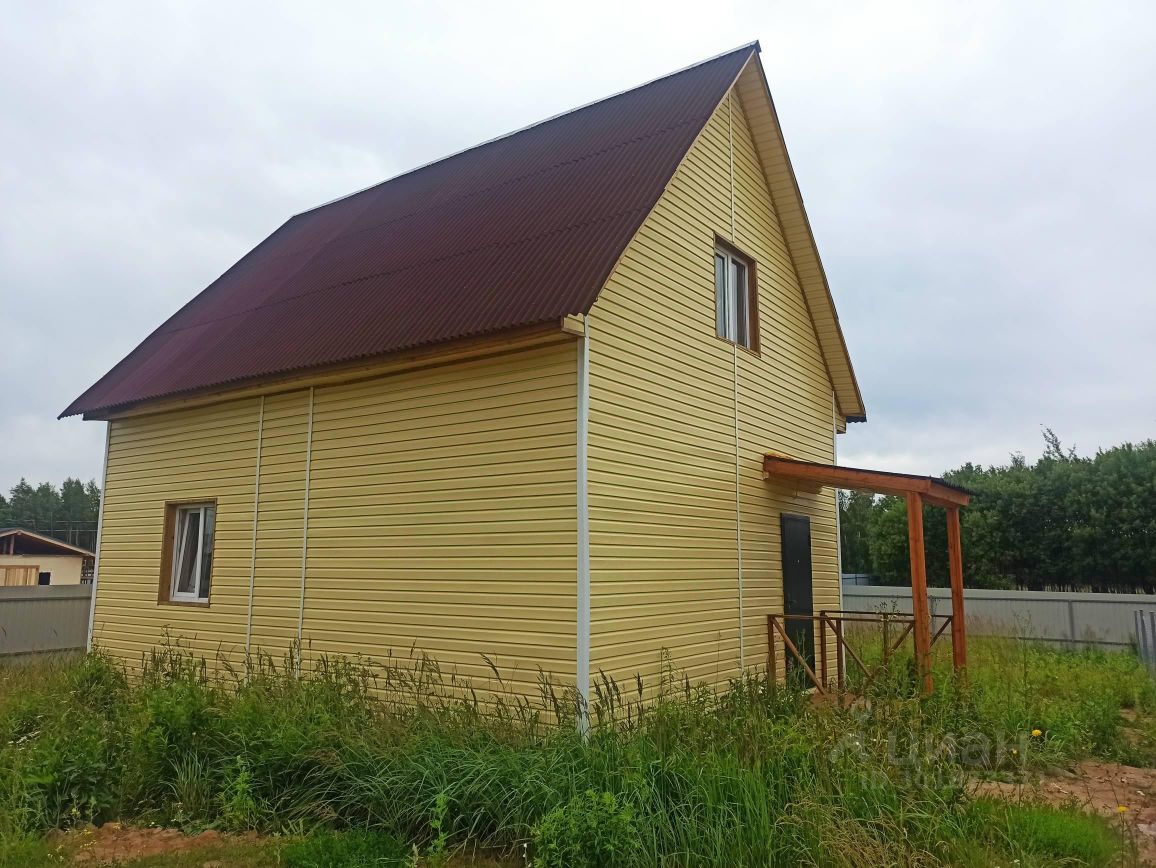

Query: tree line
840,432,1156,593
0,478,102,550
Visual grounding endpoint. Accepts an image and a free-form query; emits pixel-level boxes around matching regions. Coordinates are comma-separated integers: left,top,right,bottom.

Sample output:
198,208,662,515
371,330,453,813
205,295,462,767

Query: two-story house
62,42,871,704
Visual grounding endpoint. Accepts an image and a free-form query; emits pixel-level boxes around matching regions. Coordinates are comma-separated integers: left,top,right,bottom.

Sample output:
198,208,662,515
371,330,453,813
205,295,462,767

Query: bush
532,790,642,868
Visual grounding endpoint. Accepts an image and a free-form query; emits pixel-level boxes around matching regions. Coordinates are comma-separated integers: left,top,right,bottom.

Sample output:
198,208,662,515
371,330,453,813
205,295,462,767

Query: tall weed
0,636,1142,866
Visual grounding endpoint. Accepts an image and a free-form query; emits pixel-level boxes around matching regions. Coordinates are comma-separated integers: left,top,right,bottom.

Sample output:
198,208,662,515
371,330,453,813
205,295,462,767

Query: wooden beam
763,456,970,507
906,492,933,694
946,505,967,673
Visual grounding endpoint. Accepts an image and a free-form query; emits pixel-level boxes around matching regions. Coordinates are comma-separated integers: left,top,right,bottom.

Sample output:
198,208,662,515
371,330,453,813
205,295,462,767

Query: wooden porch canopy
763,456,972,692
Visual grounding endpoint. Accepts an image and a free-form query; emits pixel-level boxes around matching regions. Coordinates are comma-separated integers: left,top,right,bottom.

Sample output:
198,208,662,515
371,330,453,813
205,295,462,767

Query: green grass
0,636,1149,866
843,626,1156,769
962,797,1125,866
0,834,73,868
280,829,410,867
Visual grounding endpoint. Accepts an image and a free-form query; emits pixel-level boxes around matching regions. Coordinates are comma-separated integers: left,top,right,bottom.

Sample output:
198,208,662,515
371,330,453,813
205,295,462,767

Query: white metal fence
1136,611,1156,670
842,583,1156,651
0,585,92,657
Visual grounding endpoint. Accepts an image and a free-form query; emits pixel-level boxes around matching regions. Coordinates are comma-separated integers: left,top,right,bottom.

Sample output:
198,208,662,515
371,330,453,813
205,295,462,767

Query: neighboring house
62,43,869,699
0,529,95,586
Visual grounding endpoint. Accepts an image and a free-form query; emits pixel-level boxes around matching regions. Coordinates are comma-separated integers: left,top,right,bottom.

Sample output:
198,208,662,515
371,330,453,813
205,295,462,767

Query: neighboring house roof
62,42,864,421
0,528,95,558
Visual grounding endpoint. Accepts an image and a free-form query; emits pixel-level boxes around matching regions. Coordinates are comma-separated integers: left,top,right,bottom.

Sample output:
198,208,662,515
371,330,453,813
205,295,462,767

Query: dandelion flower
1031,729,1042,737
1117,805,1129,813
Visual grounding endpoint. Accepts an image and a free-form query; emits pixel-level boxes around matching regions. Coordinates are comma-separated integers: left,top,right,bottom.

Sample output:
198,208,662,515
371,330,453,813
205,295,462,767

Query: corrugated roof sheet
62,45,758,418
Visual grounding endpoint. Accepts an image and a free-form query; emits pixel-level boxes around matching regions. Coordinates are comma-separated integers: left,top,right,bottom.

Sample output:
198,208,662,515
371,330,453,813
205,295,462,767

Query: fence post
1150,612,1156,672
1135,610,1143,662
1150,612,1156,666
1068,600,1077,648
1137,610,1146,670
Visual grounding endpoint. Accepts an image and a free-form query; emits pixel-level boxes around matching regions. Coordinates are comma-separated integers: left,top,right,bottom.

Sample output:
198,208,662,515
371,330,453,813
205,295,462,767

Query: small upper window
166,502,215,602
714,245,757,350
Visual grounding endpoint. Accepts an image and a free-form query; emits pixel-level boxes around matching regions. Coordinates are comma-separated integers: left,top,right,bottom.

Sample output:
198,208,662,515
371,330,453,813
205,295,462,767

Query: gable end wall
586,84,840,689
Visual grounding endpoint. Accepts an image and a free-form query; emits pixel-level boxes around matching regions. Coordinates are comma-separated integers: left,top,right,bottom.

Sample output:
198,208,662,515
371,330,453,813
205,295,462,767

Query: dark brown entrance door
780,514,815,676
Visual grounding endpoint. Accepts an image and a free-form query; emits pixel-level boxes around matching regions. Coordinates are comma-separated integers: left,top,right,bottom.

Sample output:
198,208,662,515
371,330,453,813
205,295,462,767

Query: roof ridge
295,41,761,218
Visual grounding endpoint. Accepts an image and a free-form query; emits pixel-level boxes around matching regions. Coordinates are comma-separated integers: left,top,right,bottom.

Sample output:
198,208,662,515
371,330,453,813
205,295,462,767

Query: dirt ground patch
974,761,1156,863
58,823,259,864
50,824,519,867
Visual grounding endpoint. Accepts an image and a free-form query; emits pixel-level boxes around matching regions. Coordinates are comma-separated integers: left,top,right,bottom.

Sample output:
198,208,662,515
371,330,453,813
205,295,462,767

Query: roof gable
62,46,758,418
733,61,864,421
0,528,94,558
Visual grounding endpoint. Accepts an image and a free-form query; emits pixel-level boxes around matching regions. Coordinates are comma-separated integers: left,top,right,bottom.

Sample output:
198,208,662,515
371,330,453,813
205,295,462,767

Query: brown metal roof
62,45,758,418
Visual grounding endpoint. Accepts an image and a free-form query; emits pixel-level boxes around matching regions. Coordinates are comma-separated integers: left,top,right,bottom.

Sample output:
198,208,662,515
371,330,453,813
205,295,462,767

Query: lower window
164,502,215,603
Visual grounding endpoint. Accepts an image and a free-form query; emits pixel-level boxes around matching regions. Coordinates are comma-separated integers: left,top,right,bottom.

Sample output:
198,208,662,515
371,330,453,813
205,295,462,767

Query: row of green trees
0,478,101,550
840,432,1156,593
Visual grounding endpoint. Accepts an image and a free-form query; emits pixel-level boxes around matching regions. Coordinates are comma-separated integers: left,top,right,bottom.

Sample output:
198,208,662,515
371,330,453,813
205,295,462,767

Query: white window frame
169,502,215,603
715,245,754,349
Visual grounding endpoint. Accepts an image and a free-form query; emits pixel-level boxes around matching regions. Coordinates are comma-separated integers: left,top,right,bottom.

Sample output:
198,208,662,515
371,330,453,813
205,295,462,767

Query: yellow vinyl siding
92,343,577,691
730,90,840,672
300,345,577,692
587,78,840,688
93,398,260,666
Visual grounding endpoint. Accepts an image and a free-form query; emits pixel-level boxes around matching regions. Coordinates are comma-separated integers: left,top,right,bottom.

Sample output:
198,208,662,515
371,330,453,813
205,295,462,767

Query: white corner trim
296,387,315,670
85,422,111,651
576,316,591,732
245,396,265,676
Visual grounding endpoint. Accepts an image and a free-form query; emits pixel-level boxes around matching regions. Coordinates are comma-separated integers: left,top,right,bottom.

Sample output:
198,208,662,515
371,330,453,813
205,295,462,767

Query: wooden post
946,505,967,673
834,617,845,692
767,615,777,688
906,492,933,694
882,613,891,666
819,612,828,690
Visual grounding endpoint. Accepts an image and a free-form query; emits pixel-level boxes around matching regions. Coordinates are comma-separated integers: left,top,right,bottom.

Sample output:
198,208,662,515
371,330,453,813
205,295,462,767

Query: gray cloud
3,1,1153,492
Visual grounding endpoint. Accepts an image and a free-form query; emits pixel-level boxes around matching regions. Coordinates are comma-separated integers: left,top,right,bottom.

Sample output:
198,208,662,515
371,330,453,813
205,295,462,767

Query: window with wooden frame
714,242,758,350
160,501,216,604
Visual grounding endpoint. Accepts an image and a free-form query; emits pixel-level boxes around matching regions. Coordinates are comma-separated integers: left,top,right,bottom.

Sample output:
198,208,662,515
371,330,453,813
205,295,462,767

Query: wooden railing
766,610,954,694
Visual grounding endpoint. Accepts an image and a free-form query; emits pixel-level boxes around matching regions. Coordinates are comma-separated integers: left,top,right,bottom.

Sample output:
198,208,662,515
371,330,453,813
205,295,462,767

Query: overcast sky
2,1,1154,493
